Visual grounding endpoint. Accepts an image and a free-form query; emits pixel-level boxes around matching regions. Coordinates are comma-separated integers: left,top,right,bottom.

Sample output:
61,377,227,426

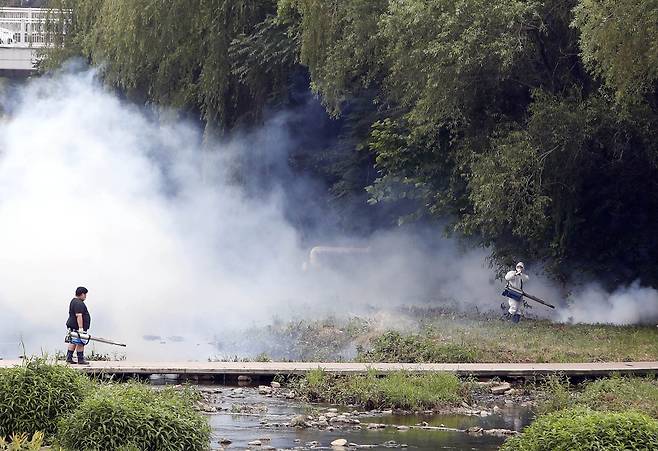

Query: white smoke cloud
0,69,654,360
560,281,658,325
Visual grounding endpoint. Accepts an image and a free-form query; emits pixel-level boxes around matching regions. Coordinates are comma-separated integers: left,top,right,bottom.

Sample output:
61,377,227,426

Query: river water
167,382,534,451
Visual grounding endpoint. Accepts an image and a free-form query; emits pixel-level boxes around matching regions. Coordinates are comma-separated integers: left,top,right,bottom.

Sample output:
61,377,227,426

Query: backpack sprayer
501,285,555,309
65,330,127,347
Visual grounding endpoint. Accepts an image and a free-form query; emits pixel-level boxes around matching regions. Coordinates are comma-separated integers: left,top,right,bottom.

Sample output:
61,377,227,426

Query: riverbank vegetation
539,375,658,418
290,369,464,410
0,360,210,450
244,312,658,363
500,408,658,451
59,383,211,451
41,0,658,285
358,320,658,363
497,376,658,450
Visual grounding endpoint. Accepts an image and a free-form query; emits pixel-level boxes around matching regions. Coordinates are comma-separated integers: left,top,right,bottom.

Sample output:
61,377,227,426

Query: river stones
331,438,348,447
490,382,511,394
289,414,309,427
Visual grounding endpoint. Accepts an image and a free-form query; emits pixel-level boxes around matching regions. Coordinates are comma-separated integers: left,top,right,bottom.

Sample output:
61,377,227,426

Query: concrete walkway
1,360,657,378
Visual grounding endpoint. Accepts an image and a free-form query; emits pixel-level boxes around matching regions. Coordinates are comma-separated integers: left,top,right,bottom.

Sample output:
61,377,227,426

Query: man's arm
504,271,516,281
76,313,84,331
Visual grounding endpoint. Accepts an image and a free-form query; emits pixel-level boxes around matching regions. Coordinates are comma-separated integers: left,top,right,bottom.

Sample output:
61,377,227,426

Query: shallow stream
156,380,534,451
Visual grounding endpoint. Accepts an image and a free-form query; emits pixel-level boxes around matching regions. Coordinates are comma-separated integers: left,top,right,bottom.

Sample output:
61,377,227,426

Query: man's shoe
76,359,90,365
65,358,75,364
511,313,521,324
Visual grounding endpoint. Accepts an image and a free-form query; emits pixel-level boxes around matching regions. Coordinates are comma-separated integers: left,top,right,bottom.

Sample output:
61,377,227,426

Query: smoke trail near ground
0,69,655,359
561,282,658,325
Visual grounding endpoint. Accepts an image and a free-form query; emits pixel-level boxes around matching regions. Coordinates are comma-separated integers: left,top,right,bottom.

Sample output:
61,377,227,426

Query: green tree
573,0,658,105
44,0,288,133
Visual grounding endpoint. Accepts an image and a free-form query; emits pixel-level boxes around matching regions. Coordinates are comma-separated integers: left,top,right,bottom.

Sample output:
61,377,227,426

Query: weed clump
292,369,463,410
538,375,658,418
358,331,478,363
0,359,91,437
500,407,658,450
57,383,211,451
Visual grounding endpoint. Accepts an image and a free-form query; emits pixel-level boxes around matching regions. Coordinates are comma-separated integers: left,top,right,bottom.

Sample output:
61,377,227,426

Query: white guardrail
0,7,68,48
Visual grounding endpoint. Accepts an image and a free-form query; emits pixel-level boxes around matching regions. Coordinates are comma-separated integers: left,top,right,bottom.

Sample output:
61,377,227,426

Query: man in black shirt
65,286,91,365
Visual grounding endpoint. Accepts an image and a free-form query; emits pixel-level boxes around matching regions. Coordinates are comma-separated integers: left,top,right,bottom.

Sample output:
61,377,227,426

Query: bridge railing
0,7,68,48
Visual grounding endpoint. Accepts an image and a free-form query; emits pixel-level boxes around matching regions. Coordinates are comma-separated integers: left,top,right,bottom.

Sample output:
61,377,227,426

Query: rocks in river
483,428,518,437
328,408,339,413
237,375,252,382
289,414,309,428
258,385,272,395
230,387,244,398
195,401,218,413
397,425,410,431
466,426,484,435
218,437,232,445
247,440,262,446
331,438,348,447
493,405,501,414
270,381,281,388
490,382,512,394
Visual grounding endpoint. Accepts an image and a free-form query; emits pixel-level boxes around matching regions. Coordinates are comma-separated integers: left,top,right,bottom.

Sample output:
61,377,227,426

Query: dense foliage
499,407,658,451
291,369,463,410
44,0,658,283
58,383,211,451
0,360,91,438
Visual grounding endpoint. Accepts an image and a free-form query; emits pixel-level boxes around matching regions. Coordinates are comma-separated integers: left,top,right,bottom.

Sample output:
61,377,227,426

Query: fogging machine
501,286,555,309
65,330,127,347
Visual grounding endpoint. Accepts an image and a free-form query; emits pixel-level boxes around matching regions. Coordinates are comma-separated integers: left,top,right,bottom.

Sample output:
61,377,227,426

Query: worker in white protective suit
504,262,529,323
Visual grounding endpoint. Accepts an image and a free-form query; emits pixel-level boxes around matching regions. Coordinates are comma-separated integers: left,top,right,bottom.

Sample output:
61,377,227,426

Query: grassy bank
241,310,658,363
356,314,658,363
290,369,465,410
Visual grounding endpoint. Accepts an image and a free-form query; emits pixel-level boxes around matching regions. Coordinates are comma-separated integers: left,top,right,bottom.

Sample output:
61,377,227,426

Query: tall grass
539,375,658,418
358,331,478,363
57,383,211,451
0,359,91,437
293,369,463,410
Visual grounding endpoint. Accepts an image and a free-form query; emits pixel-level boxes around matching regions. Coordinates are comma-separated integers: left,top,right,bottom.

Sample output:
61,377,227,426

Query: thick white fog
0,71,655,360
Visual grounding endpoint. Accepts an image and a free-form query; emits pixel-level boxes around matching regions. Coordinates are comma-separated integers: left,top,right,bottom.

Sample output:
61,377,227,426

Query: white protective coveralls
504,268,529,315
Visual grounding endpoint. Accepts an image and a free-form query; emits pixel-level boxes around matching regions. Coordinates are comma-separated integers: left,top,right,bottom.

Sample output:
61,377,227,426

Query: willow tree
573,0,658,106
44,0,287,133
